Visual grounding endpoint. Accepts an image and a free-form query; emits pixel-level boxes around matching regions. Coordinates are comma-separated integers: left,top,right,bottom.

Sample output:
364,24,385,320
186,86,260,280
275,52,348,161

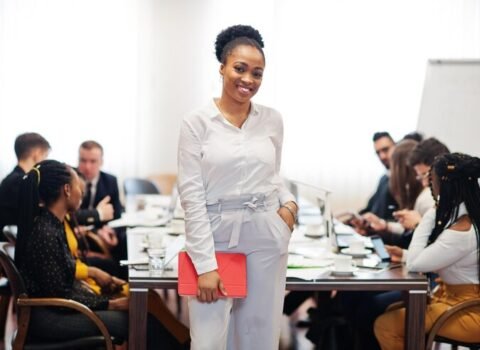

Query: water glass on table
148,247,166,276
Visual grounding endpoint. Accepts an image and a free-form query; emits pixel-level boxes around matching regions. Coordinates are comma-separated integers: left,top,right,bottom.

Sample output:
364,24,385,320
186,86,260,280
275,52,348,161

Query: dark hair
215,25,265,64
15,160,72,265
14,132,51,160
428,153,480,280
372,131,394,143
389,139,423,209
409,137,450,167
79,140,103,155
402,131,424,143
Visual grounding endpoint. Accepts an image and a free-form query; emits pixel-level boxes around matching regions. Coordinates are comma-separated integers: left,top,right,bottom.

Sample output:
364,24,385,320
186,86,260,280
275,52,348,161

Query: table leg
405,290,427,350
129,288,148,350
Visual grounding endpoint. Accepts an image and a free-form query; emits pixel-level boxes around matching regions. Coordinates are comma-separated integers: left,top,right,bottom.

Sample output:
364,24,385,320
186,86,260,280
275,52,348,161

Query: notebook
178,251,247,298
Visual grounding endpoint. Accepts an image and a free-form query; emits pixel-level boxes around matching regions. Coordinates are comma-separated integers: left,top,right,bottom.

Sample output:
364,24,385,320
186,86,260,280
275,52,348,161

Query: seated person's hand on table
393,209,421,230
108,297,129,310
350,216,369,235
362,212,388,232
385,245,403,263
98,226,118,247
96,195,114,222
197,270,227,303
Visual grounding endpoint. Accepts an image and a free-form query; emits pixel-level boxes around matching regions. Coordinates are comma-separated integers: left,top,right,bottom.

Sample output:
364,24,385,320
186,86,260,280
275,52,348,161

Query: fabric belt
206,193,278,248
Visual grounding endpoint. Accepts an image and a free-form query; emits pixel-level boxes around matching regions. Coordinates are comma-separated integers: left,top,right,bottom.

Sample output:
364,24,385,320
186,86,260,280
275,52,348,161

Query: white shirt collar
207,98,260,120
89,174,100,188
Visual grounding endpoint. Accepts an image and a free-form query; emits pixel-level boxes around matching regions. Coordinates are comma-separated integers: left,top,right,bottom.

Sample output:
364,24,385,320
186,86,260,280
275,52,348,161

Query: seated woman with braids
374,153,480,350
15,160,186,349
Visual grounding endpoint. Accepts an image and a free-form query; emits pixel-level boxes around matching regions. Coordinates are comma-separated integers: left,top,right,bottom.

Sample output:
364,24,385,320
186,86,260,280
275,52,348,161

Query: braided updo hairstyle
428,153,480,279
16,160,73,265
215,25,265,64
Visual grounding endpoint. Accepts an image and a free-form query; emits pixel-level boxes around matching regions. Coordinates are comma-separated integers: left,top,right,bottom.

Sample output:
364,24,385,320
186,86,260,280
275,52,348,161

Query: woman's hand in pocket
277,207,294,232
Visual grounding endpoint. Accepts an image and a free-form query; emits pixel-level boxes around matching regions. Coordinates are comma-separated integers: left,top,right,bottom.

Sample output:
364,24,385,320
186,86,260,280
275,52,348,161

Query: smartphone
370,235,391,262
357,259,391,270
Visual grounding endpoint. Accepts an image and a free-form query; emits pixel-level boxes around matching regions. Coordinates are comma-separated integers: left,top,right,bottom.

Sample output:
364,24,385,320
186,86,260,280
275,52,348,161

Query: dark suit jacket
76,171,123,226
0,166,26,230
359,174,398,220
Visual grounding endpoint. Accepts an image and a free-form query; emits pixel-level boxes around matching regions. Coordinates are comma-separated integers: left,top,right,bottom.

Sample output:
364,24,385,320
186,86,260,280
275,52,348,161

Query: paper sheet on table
108,214,170,228
127,227,170,235
287,255,332,269
333,222,357,235
286,268,329,280
289,246,333,260
164,236,186,268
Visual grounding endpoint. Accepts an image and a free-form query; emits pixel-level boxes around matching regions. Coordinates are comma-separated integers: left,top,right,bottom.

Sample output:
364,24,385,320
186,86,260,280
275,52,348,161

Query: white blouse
177,99,295,274
407,204,479,284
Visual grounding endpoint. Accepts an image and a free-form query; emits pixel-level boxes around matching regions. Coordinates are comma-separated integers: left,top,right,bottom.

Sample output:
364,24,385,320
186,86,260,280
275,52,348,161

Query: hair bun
434,153,480,180
464,156,480,179
215,25,264,62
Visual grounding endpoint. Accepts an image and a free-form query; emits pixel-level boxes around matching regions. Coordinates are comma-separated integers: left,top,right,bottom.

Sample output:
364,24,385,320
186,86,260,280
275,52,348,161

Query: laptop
109,186,180,228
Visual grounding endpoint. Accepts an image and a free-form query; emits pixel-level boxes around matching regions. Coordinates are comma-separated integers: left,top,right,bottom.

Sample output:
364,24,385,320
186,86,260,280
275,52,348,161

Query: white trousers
188,206,291,350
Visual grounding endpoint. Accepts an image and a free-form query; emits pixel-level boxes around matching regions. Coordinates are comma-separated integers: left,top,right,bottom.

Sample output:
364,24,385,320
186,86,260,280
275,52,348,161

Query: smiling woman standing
177,25,297,349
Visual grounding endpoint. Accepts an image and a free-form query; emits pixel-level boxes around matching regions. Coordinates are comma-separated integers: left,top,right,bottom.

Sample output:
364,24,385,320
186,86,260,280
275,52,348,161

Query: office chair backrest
123,178,160,196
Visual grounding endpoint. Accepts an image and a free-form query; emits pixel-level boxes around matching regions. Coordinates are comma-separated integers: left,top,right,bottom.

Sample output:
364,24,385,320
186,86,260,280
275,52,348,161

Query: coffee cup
349,240,365,254
334,254,356,272
170,219,185,234
306,223,323,236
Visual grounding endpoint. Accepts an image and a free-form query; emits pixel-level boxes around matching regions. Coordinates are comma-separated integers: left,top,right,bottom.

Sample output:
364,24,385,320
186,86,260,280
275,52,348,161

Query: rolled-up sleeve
177,119,217,275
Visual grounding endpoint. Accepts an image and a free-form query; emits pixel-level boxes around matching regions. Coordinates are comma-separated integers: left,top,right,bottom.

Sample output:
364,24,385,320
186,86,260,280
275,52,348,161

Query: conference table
126,226,428,350
119,196,428,350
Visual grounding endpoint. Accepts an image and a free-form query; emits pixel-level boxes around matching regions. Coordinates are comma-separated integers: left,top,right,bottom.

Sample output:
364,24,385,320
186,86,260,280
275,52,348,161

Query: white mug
170,219,185,233
349,240,365,254
306,223,323,235
334,254,356,272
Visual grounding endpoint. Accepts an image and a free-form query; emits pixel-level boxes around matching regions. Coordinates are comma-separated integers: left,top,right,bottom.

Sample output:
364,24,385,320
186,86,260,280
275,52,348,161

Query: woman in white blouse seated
374,152,480,350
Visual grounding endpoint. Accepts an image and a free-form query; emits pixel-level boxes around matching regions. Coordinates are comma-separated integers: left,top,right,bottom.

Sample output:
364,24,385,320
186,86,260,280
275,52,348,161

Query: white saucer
340,247,371,257
331,266,359,276
304,232,324,238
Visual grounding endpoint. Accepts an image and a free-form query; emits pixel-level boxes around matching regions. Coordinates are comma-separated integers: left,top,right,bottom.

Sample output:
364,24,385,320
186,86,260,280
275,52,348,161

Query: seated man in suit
0,132,50,235
351,131,398,235
76,140,127,266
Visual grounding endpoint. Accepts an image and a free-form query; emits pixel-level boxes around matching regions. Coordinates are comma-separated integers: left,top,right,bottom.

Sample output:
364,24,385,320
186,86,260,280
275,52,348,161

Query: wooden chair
2,225,18,245
0,246,118,350
147,173,177,195
426,298,480,350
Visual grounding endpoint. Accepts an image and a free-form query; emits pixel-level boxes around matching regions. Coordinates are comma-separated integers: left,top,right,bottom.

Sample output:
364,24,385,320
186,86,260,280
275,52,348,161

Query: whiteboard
417,60,480,157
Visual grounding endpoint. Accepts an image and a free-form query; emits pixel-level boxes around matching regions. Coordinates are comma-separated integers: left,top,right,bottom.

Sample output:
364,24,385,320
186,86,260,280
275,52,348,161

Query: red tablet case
178,251,247,298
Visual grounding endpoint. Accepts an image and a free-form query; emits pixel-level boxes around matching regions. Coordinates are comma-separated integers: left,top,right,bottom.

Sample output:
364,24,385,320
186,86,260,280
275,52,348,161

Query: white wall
1,0,479,211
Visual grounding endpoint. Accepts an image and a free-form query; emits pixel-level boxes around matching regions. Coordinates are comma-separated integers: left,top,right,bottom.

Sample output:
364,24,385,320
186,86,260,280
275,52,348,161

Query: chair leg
176,292,182,318
0,295,11,339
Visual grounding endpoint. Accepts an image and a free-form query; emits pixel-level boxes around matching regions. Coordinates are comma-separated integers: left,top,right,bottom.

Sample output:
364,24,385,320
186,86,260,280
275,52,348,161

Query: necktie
84,182,93,209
